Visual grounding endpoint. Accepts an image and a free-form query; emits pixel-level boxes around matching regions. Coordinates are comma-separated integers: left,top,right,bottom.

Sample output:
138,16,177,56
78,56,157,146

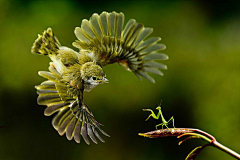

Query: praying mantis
143,101,175,130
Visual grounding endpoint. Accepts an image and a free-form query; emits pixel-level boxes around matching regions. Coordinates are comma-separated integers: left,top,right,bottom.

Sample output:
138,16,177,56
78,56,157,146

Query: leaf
178,135,201,145
186,146,204,160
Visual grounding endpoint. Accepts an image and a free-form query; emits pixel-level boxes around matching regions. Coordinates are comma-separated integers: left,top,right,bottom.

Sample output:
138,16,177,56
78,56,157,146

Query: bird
31,11,168,145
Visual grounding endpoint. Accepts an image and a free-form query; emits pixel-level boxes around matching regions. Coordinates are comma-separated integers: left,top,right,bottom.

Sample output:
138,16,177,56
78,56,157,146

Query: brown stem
138,128,195,138
139,128,240,159
192,129,216,142
212,140,240,159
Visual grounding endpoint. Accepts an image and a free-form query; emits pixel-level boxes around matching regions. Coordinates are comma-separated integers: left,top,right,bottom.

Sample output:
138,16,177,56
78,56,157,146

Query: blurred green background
0,0,240,159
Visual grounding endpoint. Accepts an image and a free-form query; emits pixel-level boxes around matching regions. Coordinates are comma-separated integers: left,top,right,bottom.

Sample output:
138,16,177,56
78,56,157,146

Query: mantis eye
92,77,97,80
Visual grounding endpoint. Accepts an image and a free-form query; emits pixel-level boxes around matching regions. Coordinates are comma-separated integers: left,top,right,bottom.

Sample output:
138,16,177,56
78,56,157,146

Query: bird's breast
84,83,99,92
69,79,81,89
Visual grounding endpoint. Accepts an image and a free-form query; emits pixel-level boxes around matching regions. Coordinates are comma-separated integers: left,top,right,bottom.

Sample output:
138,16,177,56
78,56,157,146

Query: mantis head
156,106,161,110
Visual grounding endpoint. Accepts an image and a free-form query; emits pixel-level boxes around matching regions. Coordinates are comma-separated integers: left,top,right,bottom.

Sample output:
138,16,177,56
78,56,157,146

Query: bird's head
81,62,108,85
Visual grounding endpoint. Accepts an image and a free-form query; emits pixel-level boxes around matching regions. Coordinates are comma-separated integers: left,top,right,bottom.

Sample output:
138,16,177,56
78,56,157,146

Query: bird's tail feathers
31,28,61,55
51,100,110,144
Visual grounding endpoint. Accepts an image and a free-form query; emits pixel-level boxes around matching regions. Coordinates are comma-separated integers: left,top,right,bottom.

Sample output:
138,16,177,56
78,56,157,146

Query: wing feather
136,70,155,83
87,124,98,144
142,67,164,76
73,11,168,83
109,12,116,37
99,12,108,36
66,116,77,140
35,66,109,144
142,53,169,61
44,102,69,116
134,28,152,48
136,37,161,51
75,27,90,43
139,43,166,55
143,61,167,70
90,14,102,41
81,19,95,39
73,120,81,143
93,129,105,143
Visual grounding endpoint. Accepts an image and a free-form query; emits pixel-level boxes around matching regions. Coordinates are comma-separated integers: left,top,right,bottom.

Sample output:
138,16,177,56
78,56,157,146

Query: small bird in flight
32,11,168,145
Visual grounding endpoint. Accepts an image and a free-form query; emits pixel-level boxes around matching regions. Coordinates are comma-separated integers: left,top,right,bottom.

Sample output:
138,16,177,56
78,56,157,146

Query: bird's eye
92,77,97,80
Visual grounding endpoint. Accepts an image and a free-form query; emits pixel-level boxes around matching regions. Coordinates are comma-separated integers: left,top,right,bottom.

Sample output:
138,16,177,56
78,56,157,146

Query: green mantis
143,101,175,130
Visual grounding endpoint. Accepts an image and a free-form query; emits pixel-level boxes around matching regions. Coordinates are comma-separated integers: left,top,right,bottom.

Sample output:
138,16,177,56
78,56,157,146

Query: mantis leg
155,117,175,130
167,116,175,128
142,109,158,121
145,114,152,121
155,123,164,130
143,104,176,130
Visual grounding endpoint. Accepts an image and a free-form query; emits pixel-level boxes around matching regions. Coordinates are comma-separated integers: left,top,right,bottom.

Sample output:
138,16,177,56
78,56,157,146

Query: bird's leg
82,101,93,116
77,89,93,116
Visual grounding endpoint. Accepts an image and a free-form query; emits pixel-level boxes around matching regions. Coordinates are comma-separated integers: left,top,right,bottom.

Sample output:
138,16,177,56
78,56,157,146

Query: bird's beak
99,77,109,84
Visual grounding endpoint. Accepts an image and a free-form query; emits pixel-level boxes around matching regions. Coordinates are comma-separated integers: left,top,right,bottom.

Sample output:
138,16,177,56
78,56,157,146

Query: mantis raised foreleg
143,102,175,130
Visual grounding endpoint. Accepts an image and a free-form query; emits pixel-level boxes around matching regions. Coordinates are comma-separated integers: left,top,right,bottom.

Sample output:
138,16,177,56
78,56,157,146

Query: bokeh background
0,0,240,159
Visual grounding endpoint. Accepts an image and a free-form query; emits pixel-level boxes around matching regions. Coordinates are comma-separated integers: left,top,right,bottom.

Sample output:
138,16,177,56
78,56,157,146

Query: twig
139,128,240,160
213,141,240,159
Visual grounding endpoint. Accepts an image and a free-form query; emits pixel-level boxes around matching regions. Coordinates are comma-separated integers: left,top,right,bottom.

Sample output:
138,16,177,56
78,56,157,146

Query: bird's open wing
35,65,109,144
73,11,168,83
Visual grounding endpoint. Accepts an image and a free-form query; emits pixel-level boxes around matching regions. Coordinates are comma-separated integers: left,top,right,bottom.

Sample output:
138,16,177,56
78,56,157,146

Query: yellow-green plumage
80,62,105,79
32,11,168,144
57,49,79,66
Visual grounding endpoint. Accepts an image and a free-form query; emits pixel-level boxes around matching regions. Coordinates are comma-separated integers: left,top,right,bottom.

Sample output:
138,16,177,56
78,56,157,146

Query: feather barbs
73,11,168,83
